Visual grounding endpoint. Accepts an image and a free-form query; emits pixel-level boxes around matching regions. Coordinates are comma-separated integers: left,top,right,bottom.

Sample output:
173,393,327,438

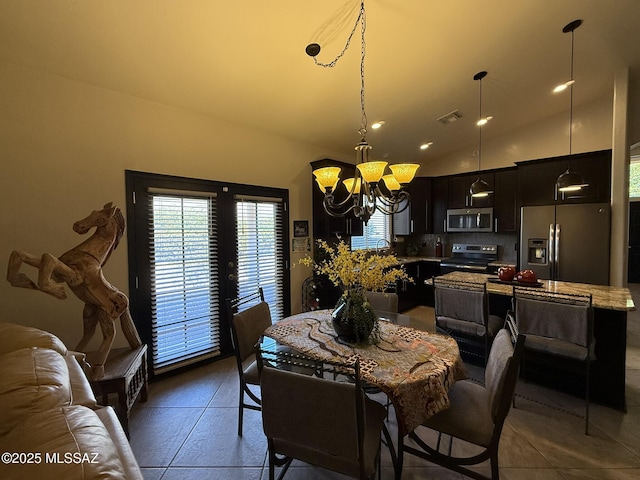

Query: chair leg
238,383,244,437
491,451,500,480
585,361,590,435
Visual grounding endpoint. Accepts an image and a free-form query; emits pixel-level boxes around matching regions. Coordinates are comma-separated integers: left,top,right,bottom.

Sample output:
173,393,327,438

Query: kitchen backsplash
395,232,518,263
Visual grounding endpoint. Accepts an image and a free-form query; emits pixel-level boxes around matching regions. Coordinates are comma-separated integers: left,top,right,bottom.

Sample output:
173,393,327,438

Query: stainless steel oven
439,243,498,274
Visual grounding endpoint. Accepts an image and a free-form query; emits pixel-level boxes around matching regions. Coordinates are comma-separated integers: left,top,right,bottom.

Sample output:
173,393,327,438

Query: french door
125,170,290,376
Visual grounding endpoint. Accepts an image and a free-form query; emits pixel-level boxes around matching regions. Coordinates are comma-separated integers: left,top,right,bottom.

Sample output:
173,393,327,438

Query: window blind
148,193,220,372
351,208,390,250
235,197,285,321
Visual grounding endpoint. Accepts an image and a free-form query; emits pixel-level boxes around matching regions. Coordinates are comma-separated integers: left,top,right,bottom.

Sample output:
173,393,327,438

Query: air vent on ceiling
437,110,463,125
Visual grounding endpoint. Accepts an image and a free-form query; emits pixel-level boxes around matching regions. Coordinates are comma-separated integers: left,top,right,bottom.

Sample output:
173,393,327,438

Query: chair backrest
226,288,272,362
513,287,592,348
258,349,369,478
485,328,522,420
433,278,488,326
365,291,399,313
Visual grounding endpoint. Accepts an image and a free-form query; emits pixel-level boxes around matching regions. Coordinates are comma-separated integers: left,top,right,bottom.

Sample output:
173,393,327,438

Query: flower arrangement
300,239,412,343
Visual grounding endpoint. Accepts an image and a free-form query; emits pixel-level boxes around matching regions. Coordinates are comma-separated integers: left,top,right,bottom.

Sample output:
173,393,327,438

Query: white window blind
235,197,285,321
351,208,390,250
149,193,220,372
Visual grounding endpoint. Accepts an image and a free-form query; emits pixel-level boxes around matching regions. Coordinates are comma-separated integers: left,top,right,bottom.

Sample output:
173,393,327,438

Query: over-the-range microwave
446,207,494,232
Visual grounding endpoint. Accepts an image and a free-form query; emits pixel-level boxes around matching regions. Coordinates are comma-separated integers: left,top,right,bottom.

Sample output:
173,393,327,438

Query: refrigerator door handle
549,223,555,277
555,223,561,279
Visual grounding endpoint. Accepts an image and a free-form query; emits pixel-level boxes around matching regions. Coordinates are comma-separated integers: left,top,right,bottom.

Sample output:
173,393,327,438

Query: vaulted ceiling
1,1,639,169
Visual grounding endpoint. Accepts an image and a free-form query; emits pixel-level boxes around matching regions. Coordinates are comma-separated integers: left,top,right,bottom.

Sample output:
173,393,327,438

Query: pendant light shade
470,71,493,198
556,169,588,192
470,178,492,197
555,19,588,195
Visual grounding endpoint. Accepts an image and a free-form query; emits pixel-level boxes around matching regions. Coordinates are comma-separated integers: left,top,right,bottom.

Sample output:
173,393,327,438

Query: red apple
498,266,516,282
516,269,538,284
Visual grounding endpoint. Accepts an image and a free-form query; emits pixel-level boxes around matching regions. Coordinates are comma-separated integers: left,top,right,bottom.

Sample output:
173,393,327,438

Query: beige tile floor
130,284,640,480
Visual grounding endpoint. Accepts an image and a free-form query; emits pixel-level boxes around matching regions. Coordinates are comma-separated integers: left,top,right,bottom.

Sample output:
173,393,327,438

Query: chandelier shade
306,1,416,224
313,166,341,192
556,168,588,192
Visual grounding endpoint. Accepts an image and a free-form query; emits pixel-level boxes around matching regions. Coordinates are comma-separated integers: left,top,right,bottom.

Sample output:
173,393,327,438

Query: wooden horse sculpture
6,202,142,380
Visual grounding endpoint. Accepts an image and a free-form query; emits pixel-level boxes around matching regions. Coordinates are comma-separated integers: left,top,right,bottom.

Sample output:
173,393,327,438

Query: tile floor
130,284,640,479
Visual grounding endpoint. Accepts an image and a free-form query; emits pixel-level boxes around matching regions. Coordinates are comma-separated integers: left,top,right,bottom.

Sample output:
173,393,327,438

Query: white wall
0,61,348,349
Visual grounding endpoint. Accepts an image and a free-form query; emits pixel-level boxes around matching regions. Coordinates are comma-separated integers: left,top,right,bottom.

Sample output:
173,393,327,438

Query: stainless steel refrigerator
519,203,610,285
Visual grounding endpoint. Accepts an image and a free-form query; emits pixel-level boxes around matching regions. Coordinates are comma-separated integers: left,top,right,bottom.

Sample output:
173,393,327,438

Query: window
630,158,640,199
149,192,220,372
351,209,390,250
235,196,286,321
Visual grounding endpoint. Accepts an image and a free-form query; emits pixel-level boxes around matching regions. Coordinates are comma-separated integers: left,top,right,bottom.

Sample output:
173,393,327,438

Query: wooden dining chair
397,328,525,480
225,288,272,436
257,348,389,480
513,286,594,434
433,277,504,364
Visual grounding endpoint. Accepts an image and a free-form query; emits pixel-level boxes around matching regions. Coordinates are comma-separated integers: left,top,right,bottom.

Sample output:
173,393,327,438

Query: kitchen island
437,271,635,411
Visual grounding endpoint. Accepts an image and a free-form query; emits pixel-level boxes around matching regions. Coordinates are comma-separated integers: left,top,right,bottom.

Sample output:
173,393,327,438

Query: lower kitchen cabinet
397,260,440,312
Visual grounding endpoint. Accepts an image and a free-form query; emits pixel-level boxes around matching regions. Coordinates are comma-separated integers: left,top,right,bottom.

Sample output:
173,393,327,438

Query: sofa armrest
95,406,144,480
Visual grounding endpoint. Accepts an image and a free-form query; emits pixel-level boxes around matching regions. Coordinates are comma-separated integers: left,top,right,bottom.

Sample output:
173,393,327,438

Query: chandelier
306,1,419,225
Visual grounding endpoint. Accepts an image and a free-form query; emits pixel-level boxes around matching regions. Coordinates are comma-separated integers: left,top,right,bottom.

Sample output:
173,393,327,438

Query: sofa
0,322,143,479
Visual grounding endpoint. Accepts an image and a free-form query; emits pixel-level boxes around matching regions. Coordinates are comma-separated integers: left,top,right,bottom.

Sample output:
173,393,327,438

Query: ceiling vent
437,110,463,125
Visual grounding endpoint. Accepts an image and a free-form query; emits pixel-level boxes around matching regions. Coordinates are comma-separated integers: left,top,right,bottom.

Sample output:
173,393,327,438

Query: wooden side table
88,344,148,437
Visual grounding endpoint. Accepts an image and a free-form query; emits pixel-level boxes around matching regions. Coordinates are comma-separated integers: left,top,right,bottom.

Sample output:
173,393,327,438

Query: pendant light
555,19,588,195
470,71,493,198
307,1,419,225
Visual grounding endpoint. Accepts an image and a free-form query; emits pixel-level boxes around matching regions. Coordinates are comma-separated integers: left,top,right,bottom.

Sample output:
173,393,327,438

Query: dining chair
257,348,389,480
365,291,399,313
397,328,525,480
512,286,594,434
225,288,272,437
433,277,504,364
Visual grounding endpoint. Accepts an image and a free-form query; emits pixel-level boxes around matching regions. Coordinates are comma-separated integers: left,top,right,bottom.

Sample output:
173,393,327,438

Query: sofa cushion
0,405,128,480
0,347,72,436
0,322,67,356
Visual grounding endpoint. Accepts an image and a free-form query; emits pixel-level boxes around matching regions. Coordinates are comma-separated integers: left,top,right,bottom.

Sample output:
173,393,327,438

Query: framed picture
293,220,309,238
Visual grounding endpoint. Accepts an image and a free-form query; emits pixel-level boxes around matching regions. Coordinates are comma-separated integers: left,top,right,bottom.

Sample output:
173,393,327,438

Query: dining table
262,309,466,437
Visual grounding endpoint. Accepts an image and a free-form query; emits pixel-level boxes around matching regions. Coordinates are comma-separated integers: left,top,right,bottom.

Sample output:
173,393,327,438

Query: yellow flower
299,239,412,292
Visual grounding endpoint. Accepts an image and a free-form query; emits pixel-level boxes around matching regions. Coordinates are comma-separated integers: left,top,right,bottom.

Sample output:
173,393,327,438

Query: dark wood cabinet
392,177,430,235
516,150,611,206
447,173,494,209
431,176,449,234
310,159,363,239
493,167,517,232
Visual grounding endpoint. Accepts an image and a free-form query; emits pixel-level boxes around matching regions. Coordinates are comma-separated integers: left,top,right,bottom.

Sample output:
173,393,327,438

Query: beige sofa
0,322,143,479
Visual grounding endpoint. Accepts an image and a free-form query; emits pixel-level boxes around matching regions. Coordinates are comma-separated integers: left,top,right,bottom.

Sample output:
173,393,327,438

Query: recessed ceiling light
420,142,433,150
553,80,575,93
476,115,493,126
371,121,385,129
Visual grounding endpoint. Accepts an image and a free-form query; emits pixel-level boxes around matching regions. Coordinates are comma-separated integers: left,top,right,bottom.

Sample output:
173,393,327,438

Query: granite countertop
437,271,635,311
488,261,517,268
394,256,445,265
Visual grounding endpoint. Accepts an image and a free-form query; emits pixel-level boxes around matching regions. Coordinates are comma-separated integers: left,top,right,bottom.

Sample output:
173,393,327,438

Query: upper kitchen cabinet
310,159,363,239
447,172,494,209
516,150,611,206
492,167,518,232
392,177,430,235
431,176,449,234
